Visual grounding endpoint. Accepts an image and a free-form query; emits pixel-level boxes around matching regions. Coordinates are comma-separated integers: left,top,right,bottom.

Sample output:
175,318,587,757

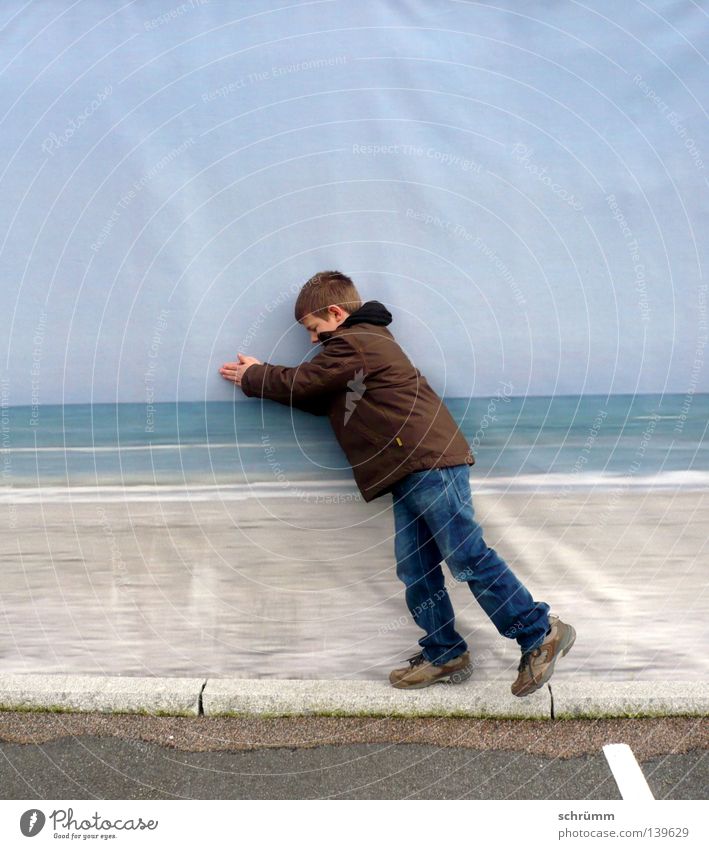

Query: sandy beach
0,488,706,682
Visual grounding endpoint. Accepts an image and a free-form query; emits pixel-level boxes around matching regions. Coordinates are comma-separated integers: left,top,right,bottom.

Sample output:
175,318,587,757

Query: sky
0,0,707,405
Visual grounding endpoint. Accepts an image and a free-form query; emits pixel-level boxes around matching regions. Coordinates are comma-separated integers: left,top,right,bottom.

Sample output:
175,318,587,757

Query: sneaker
389,650,473,689
511,614,576,697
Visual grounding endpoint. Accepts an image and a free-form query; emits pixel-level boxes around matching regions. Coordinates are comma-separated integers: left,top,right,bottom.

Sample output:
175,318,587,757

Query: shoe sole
514,623,576,697
390,663,474,690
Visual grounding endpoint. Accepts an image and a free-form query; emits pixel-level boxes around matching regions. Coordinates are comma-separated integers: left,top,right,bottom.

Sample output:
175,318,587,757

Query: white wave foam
0,470,707,502
2,442,289,453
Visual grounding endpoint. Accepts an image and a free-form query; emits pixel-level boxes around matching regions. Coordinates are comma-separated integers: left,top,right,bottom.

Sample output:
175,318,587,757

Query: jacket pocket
344,416,392,449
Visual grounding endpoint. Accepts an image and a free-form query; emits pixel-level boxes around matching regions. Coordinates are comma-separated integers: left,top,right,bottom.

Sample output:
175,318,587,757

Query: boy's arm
240,335,360,415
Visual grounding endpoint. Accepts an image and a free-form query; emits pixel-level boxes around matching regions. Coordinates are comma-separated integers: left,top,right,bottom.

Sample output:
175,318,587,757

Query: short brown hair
294,270,362,322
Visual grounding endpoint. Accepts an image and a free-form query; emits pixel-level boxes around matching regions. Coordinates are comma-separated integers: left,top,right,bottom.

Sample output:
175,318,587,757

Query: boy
219,270,575,693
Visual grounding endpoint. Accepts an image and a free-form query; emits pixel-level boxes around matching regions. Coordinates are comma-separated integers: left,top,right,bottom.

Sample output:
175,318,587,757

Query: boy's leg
394,465,550,654
392,487,468,665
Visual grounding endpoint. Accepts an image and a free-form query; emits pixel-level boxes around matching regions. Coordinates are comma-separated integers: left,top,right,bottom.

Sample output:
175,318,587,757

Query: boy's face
300,305,349,344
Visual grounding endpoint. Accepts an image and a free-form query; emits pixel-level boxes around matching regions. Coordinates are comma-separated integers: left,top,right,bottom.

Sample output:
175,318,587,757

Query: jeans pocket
449,465,472,506
408,467,441,483
404,467,444,500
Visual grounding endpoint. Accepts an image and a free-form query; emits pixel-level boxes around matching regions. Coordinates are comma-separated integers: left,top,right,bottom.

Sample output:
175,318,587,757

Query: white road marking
603,743,655,800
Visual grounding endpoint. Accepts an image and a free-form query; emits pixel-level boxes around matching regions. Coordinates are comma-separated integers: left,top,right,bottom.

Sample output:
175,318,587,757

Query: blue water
0,394,706,491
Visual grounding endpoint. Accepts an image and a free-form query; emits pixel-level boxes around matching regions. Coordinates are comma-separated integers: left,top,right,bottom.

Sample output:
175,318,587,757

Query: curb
551,681,709,719
0,676,706,719
202,677,550,718
0,675,204,717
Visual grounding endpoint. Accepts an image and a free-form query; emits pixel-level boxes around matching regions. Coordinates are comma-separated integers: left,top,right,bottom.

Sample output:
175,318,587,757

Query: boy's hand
219,352,263,387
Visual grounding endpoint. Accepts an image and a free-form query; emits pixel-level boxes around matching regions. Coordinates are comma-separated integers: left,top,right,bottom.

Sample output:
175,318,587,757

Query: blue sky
0,0,706,404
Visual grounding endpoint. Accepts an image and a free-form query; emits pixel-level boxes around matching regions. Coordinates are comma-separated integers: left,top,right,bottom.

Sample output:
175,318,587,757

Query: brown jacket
240,300,474,502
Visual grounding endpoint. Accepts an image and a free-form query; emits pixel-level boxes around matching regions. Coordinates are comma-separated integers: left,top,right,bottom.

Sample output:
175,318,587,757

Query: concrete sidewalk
0,675,707,719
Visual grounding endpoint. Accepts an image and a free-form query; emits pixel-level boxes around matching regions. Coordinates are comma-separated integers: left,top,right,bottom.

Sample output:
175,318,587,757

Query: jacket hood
317,300,392,342
341,300,392,327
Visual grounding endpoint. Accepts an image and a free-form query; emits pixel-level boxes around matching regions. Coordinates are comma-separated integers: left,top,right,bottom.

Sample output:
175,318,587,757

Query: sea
1,393,706,502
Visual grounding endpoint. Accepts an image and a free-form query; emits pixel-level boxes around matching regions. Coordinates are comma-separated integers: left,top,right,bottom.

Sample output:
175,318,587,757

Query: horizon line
2,391,707,411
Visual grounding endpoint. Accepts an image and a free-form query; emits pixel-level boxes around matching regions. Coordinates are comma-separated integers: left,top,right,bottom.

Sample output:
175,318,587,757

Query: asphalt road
0,714,705,800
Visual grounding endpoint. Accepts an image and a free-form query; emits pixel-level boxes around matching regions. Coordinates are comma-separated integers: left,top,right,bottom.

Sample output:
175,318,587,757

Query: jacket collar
317,300,392,343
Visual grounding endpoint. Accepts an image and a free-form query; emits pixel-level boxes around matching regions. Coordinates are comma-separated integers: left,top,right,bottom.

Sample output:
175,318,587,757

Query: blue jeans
390,464,550,664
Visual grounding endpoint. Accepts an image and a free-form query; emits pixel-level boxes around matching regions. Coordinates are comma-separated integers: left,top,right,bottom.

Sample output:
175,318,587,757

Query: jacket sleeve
289,395,331,417
239,336,361,415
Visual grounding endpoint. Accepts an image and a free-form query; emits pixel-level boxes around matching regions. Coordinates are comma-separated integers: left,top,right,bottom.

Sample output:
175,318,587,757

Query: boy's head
295,270,362,344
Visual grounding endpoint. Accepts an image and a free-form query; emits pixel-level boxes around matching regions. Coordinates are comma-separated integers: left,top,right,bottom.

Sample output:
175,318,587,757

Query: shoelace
406,652,427,668
518,625,553,674
517,647,542,674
